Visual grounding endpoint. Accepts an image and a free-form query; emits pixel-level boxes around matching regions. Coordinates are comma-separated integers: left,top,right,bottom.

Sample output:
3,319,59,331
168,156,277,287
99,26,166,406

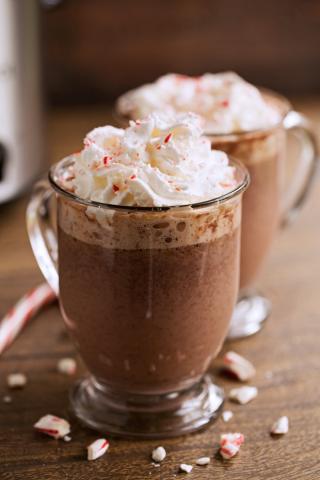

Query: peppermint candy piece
196,457,210,465
223,351,256,381
220,432,245,459
7,373,27,389
220,442,240,459
222,410,233,422
152,446,166,463
220,432,245,447
87,438,110,461
180,463,193,473
57,358,77,375
229,386,258,404
34,414,71,439
271,416,289,435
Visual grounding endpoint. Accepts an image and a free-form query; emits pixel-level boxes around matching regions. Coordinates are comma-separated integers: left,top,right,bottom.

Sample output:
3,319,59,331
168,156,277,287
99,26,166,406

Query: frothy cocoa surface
58,197,241,250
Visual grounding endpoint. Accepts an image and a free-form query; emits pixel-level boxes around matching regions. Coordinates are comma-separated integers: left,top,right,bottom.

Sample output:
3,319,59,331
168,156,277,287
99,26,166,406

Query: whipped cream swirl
116,72,280,134
65,113,237,207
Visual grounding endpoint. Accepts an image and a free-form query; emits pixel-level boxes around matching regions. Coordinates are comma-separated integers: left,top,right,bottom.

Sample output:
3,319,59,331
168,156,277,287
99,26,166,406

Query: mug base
70,374,224,439
227,293,271,340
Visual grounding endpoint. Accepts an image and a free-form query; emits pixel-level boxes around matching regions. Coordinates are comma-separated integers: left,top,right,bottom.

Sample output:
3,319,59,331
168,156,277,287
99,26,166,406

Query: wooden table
1,99,320,479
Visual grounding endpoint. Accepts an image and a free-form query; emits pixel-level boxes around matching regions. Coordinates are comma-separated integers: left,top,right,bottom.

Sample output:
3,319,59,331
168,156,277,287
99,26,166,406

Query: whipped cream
116,73,280,134
65,113,237,207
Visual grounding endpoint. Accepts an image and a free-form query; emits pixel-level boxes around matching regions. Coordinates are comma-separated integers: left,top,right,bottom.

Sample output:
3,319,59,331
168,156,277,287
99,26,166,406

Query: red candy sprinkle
103,156,112,165
130,175,136,180
113,185,119,193
164,133,172,144
221,100,229,107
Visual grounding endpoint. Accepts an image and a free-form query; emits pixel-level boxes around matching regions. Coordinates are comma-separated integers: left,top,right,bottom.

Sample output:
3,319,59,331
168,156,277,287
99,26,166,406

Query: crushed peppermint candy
180,463,193,473
7,373,27,389
223,351,256,381
152,446,166,463
219,432,245,459
3,395,12,403
220,442,240,459
196,457,210,465
221,432,245,447
229,386,258,404
270,416,289,435
87,438,110,461
222,410,234,422
34,414,71,439
57,357,77,375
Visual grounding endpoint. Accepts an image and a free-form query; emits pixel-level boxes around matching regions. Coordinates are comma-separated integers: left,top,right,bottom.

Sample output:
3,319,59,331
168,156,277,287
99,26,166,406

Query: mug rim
49,156,250,213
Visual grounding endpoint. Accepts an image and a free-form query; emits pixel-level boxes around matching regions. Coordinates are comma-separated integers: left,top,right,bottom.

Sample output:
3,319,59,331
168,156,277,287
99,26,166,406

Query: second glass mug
26,155,249,438
208,90,318,339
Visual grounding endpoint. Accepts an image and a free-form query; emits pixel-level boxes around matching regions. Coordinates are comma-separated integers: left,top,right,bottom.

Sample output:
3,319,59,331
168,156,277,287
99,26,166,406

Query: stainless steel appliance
0,0,43,203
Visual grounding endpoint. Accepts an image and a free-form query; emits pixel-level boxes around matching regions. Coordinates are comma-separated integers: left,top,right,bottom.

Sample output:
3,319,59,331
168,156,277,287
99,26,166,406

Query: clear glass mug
26,155,249,438
207,90,318,339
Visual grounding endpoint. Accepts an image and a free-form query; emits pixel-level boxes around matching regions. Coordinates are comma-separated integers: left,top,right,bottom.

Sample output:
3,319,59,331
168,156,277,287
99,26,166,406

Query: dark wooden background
41,0,320,105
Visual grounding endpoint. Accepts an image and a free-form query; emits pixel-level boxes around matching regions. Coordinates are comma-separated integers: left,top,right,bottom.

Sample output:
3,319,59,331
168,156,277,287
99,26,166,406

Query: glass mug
207,90,318,339
26,155,249,438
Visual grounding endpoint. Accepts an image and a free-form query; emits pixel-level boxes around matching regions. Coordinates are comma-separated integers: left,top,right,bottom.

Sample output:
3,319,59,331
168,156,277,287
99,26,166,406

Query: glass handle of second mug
282,110,319,226
26,180,59,295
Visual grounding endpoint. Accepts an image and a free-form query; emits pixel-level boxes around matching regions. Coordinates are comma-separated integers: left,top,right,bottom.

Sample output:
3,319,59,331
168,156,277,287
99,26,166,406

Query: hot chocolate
27,113,249,436
56,114,243,395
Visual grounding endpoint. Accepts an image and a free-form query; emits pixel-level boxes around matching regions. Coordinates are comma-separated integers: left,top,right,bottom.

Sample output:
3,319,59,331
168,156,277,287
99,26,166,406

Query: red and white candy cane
0,283,56,355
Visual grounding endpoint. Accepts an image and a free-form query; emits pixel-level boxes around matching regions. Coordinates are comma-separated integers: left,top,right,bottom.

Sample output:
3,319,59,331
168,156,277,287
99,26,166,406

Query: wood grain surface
0,99,319,479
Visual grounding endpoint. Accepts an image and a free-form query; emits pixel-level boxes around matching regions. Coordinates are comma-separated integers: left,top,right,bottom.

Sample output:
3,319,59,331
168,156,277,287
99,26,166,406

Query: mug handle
26,180,59,295
282,110,319,226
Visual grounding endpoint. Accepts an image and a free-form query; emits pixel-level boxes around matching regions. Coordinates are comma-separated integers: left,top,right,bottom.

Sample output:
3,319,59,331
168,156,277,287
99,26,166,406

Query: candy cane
0,283,56,355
